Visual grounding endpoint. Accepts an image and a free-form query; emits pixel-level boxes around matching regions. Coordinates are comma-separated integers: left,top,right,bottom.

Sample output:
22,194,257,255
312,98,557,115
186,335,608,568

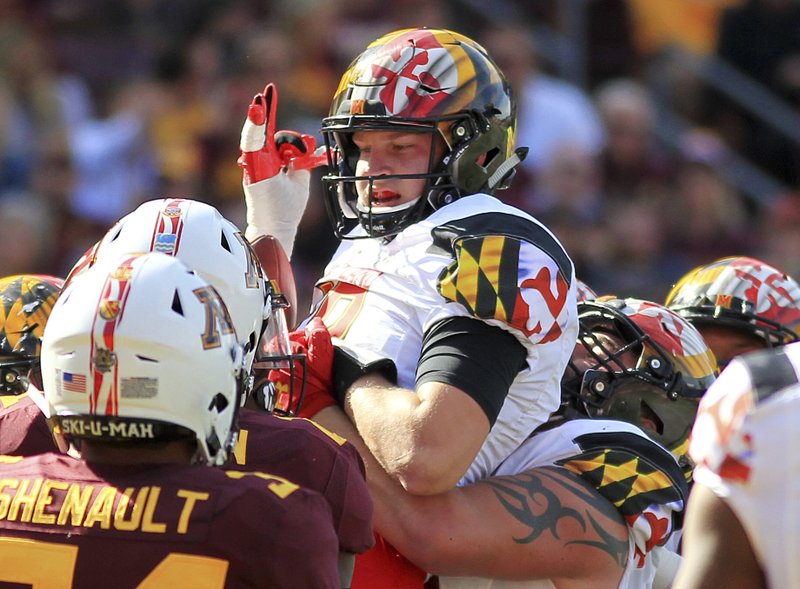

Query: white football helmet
42,252,244,465
67,198,270,376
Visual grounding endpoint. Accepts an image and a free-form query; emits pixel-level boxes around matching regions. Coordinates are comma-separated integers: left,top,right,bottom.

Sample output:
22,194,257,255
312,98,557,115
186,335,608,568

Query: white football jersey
438,419,687,589
313,194,578,484
690,341,800,589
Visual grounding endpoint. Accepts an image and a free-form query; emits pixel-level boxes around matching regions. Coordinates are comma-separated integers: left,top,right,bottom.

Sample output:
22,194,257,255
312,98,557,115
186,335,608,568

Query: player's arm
340,317,527,495
673,483,766,589
247,234,298,328
405,467,627,586
318,402,627,585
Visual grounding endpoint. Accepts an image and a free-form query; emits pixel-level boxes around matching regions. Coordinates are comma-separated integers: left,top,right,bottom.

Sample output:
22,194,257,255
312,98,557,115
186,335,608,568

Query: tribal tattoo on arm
482,466,629,567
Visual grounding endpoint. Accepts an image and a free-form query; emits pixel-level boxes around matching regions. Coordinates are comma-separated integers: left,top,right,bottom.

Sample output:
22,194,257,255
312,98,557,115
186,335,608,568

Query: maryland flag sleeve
556,431,689,568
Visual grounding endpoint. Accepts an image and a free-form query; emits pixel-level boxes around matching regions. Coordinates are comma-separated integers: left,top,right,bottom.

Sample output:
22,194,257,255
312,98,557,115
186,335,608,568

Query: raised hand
238,83,329,259
239,84,328,184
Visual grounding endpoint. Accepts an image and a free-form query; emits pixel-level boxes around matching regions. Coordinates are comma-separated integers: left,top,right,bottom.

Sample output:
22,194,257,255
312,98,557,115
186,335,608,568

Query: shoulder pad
429,211,572,279
739,347,799,403
431,212,574,342
556,430,688,528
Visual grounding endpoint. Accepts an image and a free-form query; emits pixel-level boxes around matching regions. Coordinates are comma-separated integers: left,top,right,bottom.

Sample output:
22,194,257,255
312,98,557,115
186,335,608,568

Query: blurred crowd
2,0,799,315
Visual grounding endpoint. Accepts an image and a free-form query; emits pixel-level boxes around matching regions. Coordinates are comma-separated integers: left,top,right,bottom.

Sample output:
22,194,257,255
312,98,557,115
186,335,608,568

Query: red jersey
0,452,339,588
229,408,374,554
0,393,57,455
352,533,428,589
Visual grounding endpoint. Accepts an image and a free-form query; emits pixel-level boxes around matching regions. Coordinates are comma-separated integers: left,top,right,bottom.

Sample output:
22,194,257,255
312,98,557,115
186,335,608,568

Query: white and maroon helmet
43,252,244,465
66,198,269,376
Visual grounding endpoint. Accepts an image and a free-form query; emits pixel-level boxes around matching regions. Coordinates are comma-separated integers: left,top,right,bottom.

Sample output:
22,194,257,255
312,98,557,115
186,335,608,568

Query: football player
69,198,375,586
675,341,800,588
0,252,340,588
666,255,800,369
241,26,577,499
559,297,718,481
0,274,63,455
309,298,712,588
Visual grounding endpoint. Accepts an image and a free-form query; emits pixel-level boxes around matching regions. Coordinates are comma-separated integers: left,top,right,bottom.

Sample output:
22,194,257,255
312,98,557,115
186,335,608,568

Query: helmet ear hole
171,291,184,315
639,400,664,436
480,147,501,168
208,393,229,412
220,230,231,253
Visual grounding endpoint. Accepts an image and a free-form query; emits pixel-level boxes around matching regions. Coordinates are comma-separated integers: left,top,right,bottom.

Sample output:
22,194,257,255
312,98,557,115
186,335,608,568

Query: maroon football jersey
0,393,58,455
0,452,339,588
230,408,374,554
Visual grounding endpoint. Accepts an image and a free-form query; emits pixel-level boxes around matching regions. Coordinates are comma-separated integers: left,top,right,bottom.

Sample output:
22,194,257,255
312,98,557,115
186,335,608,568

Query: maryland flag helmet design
666,256,800,347
0,274,64,395
322,27,525,238
561,298,717,467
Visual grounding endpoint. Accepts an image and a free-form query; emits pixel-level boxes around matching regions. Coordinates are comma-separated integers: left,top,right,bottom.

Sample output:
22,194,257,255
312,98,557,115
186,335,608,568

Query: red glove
268,317,337,419
239,83,328,258
238,83,328,184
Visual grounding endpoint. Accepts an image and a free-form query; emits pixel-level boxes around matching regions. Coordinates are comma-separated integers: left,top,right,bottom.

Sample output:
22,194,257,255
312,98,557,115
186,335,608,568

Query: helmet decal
88,254,139,415
371,34,458,117
334,29,492,119
149,198,187,255
623,299,717,383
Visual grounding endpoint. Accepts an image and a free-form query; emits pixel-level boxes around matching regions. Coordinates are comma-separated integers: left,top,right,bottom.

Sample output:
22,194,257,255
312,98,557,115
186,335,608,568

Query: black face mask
0,358,39,396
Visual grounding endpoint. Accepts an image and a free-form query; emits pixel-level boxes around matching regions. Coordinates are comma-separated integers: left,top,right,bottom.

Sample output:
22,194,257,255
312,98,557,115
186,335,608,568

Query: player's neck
79,440,196,465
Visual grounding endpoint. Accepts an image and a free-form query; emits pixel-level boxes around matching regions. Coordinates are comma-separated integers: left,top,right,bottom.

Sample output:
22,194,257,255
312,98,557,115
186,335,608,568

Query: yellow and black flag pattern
0,275,63,357
438,234,522,325
433,211,574,342
556,431,688,561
